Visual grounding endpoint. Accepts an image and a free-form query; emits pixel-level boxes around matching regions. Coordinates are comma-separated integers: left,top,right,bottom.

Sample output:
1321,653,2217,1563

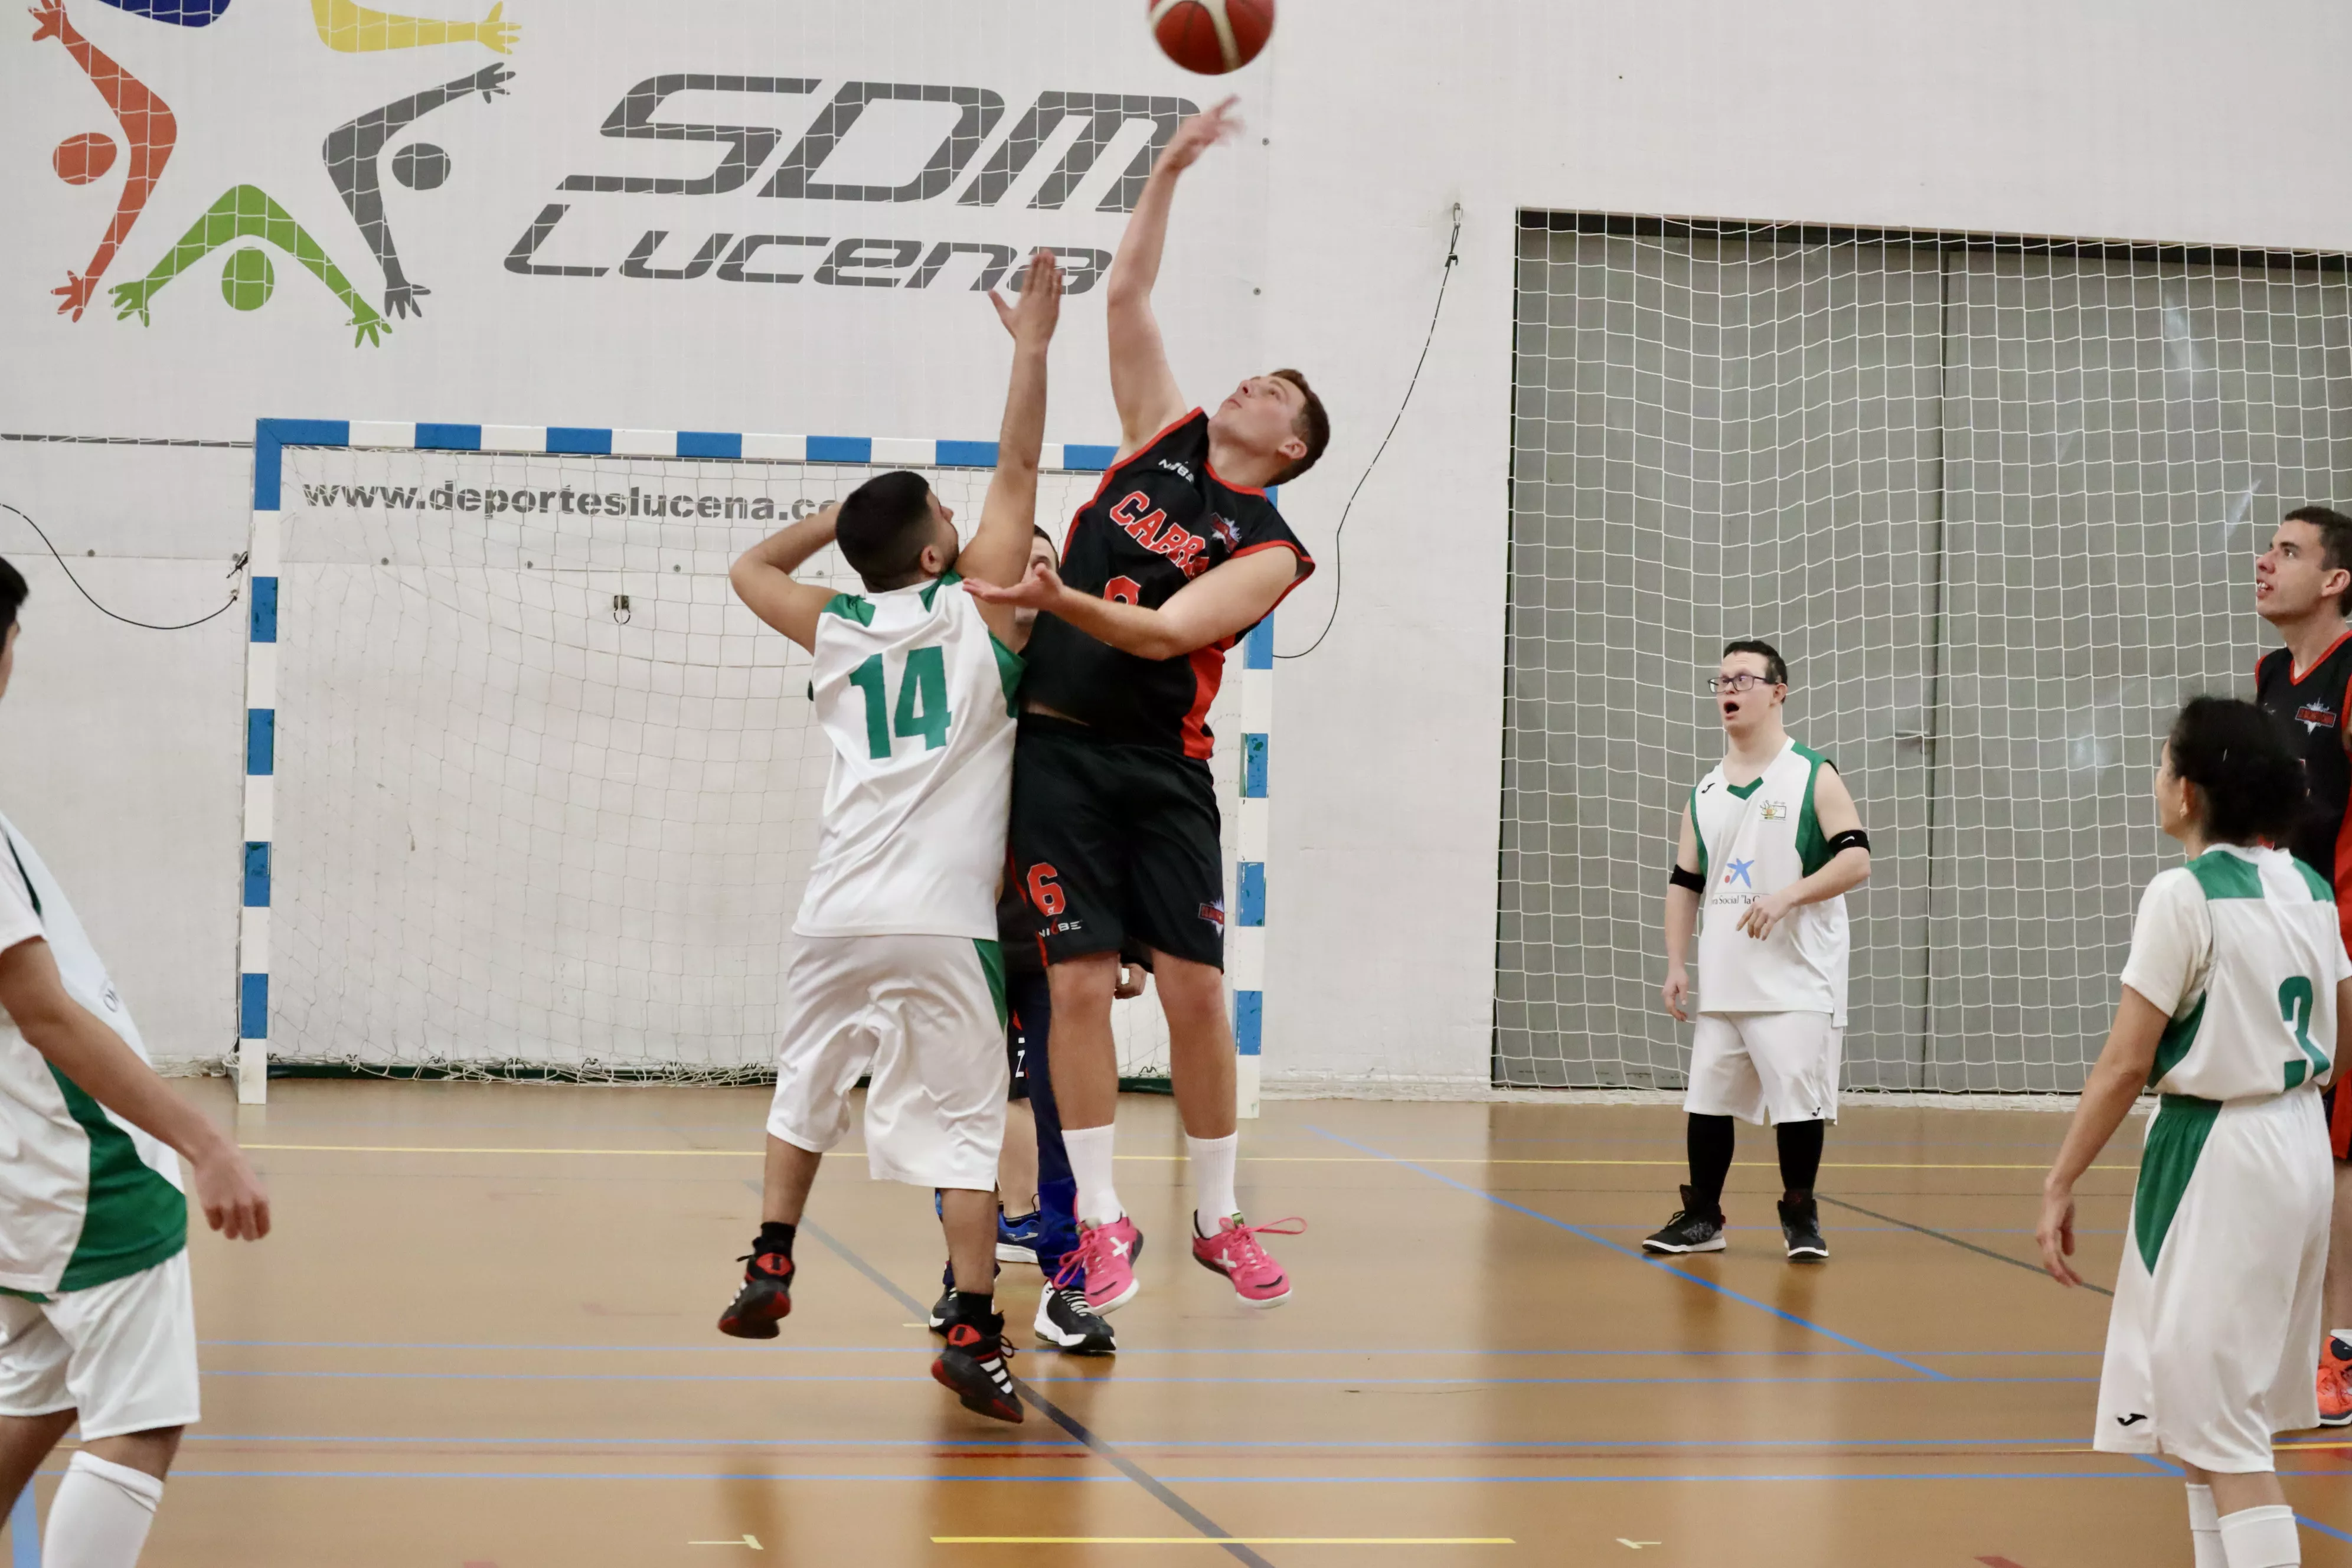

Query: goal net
265,440,1230,1084
1501,217,2352,1093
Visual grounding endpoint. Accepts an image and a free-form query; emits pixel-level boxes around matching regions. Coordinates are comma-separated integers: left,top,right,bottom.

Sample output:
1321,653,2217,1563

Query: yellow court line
240,1144,2124,1172
930,1541,1513,1548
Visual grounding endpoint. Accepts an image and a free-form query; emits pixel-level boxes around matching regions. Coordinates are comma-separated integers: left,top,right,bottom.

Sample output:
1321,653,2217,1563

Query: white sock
44,1452,163,1568
1064,1125,1122,1227
2187,1485,2225,1568
2219,1503,2301,1568
1188,1132,1239,1234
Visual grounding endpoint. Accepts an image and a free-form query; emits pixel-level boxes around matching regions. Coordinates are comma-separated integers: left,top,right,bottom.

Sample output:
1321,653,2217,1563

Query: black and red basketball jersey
2255,629,2352,918
1021,410,1314,757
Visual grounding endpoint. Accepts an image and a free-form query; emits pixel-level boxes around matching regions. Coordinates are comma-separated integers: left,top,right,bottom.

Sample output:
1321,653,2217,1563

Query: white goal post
234,417,1279,1111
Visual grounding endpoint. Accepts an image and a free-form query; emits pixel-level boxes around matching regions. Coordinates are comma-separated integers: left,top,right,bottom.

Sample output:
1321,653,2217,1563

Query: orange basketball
52,132,118,186
1148,0,1273,75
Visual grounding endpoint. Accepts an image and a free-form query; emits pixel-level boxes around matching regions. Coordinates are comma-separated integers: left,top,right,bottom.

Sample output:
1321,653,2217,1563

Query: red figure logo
31,0,178,321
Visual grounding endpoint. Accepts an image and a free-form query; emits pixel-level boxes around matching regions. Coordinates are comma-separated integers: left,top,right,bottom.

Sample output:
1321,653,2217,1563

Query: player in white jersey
711,253,1064,1424
1648,639,1871,1262
2039,697,2345,1568
0,557,271,1568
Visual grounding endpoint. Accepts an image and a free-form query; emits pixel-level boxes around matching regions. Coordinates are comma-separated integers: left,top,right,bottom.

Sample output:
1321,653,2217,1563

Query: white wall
6,1,2351,1080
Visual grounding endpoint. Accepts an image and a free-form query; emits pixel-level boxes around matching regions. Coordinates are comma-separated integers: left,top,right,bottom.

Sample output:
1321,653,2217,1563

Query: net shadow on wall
1500,213,2352,1093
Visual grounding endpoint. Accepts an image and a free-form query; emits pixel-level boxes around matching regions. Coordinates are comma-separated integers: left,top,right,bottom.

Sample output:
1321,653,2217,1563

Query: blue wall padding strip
1063,443,1117,472
1244,616,1275,669
936,440,998,469
545,427,612,456
252,419,348,508
239,973,268,1040
1242,734,1268,799
808,436,873,463
416,423,483,451
677,431,741,459
1237,861,1266,927
248,576,277,643
1234,991,1263,1056
242,843,270,908
245,710,274,776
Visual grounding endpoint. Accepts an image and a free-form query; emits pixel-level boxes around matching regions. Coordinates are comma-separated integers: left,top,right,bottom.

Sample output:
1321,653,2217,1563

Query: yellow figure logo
311,0,519,54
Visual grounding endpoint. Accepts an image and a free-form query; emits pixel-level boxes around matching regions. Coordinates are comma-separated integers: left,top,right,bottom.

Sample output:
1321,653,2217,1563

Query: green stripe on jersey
821,593,874,625
2292,858,2335,903
1794,744,1832,877
973,939,1007,1030
988,635,1024,716
2132,1094,2220,1273
50,1066,186,1291
2146,991,2206,1087
2184,850,2265,900
919,571,962,612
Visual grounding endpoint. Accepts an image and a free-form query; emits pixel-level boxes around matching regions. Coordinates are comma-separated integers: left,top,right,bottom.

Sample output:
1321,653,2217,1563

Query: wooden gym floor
7,1083,2350,1567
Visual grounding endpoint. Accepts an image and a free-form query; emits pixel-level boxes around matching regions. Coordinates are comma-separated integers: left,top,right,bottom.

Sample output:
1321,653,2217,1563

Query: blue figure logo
1724,858,1755,888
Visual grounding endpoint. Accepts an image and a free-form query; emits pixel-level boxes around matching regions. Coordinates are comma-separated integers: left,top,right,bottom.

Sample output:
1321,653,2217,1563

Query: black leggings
1687,1115,1825,1211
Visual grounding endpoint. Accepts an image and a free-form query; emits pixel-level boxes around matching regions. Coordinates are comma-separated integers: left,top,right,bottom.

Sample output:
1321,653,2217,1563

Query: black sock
1687,1115,1734,1214
951,1289,996,1326
756,1221,796,1259
1776,1119,1825,1200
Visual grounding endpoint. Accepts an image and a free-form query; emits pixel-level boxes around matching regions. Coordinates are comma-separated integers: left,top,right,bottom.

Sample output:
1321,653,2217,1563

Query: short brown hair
1269,368,1329,486
2284,504,2352,613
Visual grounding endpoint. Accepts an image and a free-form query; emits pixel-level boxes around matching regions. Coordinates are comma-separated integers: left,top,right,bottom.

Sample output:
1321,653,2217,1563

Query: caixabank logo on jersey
27,0,1191,348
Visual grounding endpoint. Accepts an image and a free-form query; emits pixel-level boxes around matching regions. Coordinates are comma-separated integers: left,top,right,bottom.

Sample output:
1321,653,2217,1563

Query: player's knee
1046,952,1118,1012
1151,958,1226,1023
84,1425,182,1480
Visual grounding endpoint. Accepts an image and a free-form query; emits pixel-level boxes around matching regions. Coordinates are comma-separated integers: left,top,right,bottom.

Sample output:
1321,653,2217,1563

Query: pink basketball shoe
1053,1215,1144,1315
1191,1215,1305,1308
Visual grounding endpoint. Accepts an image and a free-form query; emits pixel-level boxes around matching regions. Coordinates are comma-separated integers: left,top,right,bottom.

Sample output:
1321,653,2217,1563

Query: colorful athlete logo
1723,858,1755,888
2296,701,2338,734
32,0,522,346
1198,900,1226,928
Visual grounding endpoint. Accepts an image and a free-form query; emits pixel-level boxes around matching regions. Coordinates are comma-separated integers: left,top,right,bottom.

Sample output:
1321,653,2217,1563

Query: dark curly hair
0,556,24,640
2165,695,2307,845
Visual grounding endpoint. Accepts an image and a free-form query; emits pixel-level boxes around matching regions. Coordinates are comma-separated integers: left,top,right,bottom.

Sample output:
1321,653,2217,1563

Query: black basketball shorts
1007,716,1227,971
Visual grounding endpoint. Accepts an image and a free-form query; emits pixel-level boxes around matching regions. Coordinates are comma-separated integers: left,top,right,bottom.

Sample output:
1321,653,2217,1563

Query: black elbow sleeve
1825,829,1870,857
1668,864,1706,894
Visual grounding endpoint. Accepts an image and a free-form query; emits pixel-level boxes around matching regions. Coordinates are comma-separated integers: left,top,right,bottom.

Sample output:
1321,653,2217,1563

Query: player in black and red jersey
2252,502,2352,1429
968,97,1325,1318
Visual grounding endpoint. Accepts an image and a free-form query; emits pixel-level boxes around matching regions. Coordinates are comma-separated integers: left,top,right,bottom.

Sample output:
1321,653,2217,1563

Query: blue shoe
996,1207,1043,1266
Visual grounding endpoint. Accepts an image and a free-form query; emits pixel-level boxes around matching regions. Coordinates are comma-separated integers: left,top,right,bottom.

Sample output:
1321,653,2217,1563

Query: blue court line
1305,1125,1951,1381
201,1369,2047,1387
2302,1514,2352,1544
195,1338,2099,1358
8,1484,34,1568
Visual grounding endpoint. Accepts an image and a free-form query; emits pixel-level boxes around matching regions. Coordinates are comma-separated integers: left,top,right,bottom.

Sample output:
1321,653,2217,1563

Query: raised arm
730,503,843,654
965,545,1298,662
0,938,270,1240
962,251,1063,649
1105,97,1239,456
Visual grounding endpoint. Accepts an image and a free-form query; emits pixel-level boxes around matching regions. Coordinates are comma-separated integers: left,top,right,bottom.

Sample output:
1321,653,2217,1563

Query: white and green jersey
795,573,1023,940
2119,845,2349,1102
0,811,186,1298
1691,737,1850,1021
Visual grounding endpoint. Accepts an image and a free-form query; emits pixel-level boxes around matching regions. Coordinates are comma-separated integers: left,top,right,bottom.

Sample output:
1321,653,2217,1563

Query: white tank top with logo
1690,737,1850,1022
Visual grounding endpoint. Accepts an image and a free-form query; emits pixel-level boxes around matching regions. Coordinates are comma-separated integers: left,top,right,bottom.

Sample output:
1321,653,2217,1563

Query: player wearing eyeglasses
1645,639,1873,1262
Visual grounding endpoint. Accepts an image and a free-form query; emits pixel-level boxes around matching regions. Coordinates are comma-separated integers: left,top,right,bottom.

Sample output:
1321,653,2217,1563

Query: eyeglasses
1706,674,1779,694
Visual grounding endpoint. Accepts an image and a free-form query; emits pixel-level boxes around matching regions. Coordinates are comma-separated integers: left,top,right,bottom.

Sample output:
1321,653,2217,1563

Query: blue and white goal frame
238,417,1276,1113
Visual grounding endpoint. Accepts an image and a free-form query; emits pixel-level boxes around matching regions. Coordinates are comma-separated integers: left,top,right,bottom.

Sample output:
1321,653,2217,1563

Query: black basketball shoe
717,1250,794,1338
928,1260,1001,1337
933,1310,1024,1423
1034,1282,1117,1355
1778,1197,1829,1262
1641,1186,1727,1254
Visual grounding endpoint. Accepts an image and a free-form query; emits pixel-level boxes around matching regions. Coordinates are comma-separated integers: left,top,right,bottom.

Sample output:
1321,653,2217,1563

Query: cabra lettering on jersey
1108,490,1210,576
508,79,1194,292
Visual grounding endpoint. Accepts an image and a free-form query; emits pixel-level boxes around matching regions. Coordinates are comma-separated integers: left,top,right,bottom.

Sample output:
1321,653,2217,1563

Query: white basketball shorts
1685,1011,1840,1125
2096,1086,2331,1472
767,933,1010,1191
0,1250,200,1440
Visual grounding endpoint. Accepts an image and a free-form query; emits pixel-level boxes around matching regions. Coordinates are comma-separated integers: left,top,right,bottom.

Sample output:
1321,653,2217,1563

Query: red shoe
1051,1215,1144,1315
1191,1215,1305,1308
2320,1336,2352,1428
717,1250,793,1339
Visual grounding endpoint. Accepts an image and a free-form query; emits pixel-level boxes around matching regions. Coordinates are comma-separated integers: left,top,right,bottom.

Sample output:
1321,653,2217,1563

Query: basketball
50,131,117,185
1148,0,1273,75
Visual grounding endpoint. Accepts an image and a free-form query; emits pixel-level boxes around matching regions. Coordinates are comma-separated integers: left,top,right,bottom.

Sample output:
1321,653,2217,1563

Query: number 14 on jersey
845,645,952,760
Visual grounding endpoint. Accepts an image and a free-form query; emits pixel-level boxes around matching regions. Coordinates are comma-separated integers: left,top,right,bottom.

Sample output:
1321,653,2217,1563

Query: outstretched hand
1157,96,1240,177
384,281,430,319
53,273,96,321
472,61,514,100
28,0,65,43
989,249,1064,346
963,559,1065,612
476,0,518,53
